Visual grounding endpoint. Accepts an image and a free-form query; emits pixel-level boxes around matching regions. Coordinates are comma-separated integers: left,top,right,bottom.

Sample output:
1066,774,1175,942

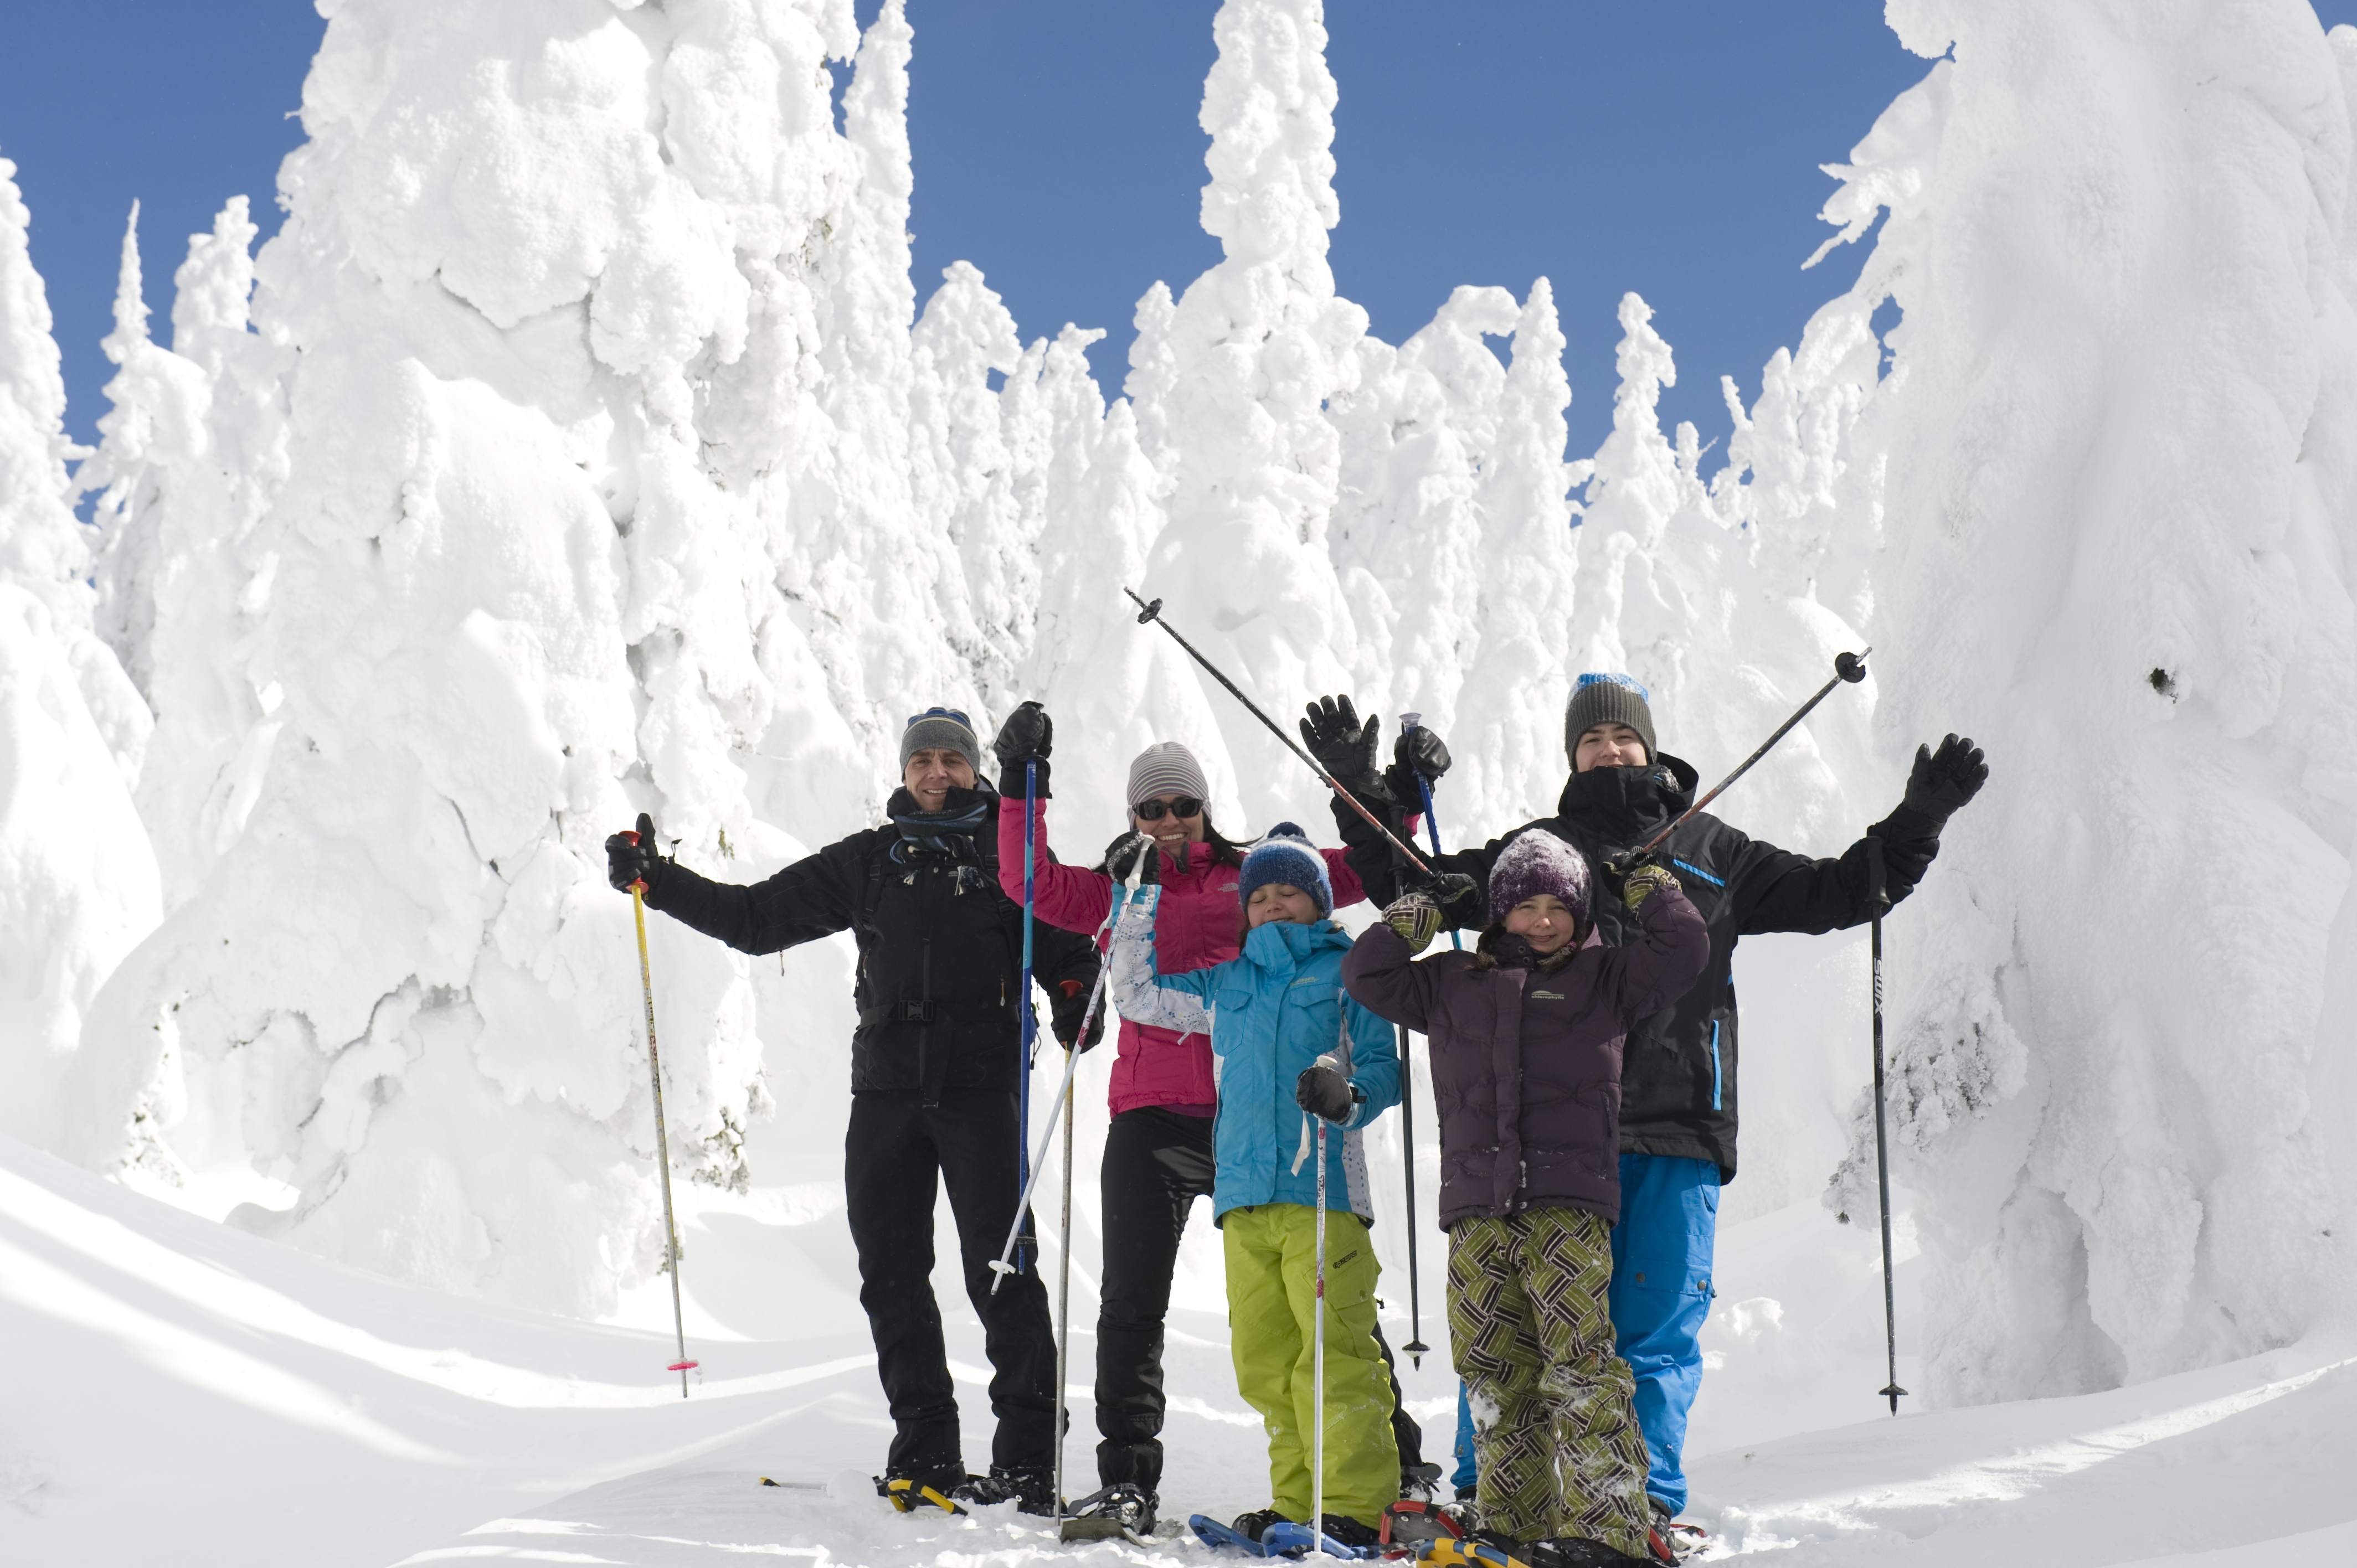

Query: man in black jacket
1303,675,1985,1531
606,706,1102,1514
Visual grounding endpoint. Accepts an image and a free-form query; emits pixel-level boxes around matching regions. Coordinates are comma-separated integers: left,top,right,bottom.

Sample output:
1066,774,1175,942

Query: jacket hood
1241,917,1351,969
1552,752,1699,845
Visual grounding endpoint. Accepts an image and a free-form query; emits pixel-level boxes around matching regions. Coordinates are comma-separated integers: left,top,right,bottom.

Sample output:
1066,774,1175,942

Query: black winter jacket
1333,755,1942,1181
645,787,1102,1098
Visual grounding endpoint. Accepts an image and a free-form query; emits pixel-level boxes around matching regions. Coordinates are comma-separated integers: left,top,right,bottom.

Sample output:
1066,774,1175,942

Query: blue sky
6,2,2354,467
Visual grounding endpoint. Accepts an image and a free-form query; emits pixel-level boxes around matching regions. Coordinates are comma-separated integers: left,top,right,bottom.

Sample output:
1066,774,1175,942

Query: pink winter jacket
997,797,1367,1116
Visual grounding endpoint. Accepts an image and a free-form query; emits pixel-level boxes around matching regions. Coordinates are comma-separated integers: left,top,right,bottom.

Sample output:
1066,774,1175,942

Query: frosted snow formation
2,0,2354,1405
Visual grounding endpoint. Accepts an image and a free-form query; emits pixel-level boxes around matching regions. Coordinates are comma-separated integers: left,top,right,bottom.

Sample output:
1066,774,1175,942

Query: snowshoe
1419,1535,1531,1568
1382,1499,1465,1549
1261,1515,1383,1559
1191,1513,1272,1555
877,1472,967,1516
1061,1482,1156,1543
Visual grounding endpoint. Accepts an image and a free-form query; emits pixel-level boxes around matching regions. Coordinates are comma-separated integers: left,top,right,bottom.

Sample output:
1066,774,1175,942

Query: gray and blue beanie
1238,822,1334,917
900,705,982,773
1565,672,1656,764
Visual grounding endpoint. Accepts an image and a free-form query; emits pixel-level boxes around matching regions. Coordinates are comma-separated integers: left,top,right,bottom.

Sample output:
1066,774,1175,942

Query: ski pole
1313,1102,1329,1540
1016,760,1038,1276
624,822,697,1398
1622,649,1871,868
988,853,1139,1292
1053,1041,1076,1525
1125,587,1433,876
1867,839,1907,1416
1392,712,1459,1369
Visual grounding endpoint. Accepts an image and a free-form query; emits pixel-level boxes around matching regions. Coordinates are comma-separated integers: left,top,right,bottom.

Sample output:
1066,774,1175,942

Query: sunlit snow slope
6,1126,2353,1567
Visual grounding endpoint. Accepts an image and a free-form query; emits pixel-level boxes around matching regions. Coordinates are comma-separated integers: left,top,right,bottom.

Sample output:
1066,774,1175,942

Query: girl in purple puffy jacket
1342,831,1707,1567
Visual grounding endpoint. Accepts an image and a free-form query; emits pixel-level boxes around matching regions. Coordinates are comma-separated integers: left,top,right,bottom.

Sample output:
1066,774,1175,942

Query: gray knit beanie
1563,673,1656,765
900,706,982,773
1126,741,1210,808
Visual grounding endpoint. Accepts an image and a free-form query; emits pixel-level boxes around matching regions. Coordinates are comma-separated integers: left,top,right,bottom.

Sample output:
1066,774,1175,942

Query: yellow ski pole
625,816,697,1398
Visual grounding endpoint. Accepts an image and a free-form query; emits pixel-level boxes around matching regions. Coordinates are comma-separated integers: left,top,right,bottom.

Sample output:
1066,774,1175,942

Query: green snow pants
1448,1208,1654,1556
1222,1203,1401,1527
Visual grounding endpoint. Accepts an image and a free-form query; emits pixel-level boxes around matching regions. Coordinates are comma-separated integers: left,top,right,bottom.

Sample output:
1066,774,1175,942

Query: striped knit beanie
1564,672,1656,765
1238,822,1333,917
1126,741,1210,808
900,706,982,773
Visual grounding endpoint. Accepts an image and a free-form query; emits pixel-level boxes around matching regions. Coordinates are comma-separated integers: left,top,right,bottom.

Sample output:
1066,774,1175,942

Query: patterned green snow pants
1448,1208,1654,1556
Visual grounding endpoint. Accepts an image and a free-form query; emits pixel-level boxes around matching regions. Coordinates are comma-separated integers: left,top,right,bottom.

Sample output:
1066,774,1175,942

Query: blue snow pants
1452,1383,1476,1494
1607,1153,1720,1517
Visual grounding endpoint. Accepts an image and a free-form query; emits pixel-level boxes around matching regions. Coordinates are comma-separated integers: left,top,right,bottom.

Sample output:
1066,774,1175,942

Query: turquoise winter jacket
1108,888,1399,1223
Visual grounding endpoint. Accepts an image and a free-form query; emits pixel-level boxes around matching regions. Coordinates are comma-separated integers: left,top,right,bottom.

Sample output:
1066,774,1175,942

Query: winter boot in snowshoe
876,1466,968,1515
1231,1508,1293,1544
1646,1500,1704,1563
953,1464,1058,1517
1061,1481,1156,1542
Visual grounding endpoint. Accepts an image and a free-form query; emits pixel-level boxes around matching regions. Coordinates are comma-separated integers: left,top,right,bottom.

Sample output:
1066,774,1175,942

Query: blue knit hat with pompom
1238,822,1334,917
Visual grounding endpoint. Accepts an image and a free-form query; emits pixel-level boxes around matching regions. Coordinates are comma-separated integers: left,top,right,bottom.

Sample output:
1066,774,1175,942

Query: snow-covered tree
0,158,160,1151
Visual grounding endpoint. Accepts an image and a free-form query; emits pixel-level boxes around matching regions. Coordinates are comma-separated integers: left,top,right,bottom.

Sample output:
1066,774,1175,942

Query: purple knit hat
1486,829,1593,926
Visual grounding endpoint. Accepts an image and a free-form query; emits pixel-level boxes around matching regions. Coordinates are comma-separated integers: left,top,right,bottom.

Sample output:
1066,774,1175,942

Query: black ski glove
605,812,667,896
1385,725,1452,808
1594,847,1664,905
1295,1061,1362,1125
1901,734,1988,826
992,701,1054,800
1300,694,1383,791
1398,864,1483,930
1104,831,1160,886
1051,977,1105,1052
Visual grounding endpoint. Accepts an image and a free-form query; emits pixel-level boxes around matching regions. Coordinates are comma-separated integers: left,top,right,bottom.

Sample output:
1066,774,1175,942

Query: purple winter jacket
1342,884,1708,1228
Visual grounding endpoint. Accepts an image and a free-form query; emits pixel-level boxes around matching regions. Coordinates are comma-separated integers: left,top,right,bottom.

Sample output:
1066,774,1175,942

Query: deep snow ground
5,1117,2352,1568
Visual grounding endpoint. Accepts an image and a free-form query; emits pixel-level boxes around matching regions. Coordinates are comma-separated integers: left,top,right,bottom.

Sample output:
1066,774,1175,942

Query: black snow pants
1095,1107,1220,1492
1093,1106,1425,1495
846,1087,1056,1479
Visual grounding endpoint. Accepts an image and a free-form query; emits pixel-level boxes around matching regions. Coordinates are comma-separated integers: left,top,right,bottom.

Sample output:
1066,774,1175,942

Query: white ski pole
1313,1105,1327,1543
989,840,1145,1293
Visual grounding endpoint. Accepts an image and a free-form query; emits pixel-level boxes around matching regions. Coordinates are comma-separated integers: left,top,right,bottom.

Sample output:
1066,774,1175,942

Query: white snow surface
1,0,2356,1559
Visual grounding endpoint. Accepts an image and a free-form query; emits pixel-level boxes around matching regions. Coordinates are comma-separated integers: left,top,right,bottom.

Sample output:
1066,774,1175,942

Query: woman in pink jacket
989,703,1418,1533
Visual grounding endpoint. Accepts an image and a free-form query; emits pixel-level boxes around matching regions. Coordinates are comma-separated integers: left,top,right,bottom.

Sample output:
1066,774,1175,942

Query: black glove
1104,831,1160,886
1399,864,1483,930
1295,1061,1362,1124
1300,694,1383,790
993,701,1053,799
605,812,666,895
1594,847,1661,904
1901,734,1988,826
1051,977,1105,1052
1385,725,1452,808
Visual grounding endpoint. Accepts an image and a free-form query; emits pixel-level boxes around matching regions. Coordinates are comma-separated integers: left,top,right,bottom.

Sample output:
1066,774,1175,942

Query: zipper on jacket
1709,1019,1722,1111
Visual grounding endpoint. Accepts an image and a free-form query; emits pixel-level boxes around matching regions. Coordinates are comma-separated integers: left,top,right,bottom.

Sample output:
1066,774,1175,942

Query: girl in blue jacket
1108,824,1402,1545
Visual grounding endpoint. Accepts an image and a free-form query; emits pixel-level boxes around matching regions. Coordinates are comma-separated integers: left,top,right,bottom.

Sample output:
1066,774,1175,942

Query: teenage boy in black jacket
1303,675,1985,1535
607,706,1102,1514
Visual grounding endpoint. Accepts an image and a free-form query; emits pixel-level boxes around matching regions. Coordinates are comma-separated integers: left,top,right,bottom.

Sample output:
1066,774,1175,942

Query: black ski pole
1867,839,1906,1415
1388,711,1461,1369
1620,649,1871,869
1125,588,1434,876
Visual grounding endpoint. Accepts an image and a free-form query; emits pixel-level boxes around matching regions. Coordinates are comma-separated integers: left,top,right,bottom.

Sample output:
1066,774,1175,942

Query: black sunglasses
1133,796,1204,822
